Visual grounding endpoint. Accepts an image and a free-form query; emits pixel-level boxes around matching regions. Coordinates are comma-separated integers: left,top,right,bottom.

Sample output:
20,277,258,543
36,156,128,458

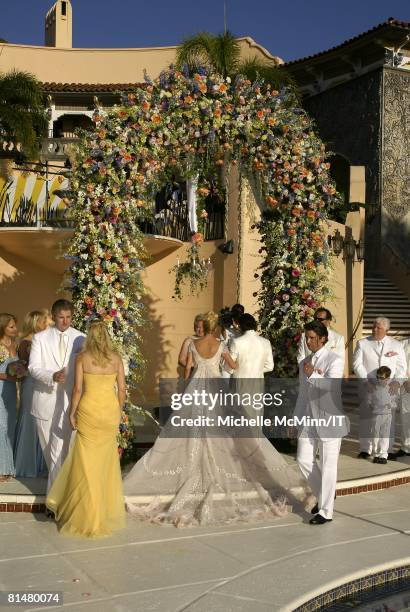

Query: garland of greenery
67,66,338,443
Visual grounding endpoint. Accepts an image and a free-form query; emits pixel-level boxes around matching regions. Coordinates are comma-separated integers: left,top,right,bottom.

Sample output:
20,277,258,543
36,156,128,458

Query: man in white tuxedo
295,320,347,525
297,308,345,366
396,337,410,457
229,314,274,379
353,317,406,459
29,299,85,491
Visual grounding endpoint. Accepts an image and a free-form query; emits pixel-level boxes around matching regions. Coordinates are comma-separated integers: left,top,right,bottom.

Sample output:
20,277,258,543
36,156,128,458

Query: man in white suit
29,299,85,491
297,308,345,366
353,317,406,459
295,320,347,525
396,337,410,457
229,313,274,379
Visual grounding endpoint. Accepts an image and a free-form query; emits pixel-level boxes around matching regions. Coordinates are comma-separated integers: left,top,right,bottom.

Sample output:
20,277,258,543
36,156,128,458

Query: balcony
41,137,78,161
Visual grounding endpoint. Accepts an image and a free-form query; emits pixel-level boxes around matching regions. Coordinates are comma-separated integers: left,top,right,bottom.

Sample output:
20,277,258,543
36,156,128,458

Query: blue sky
1,0,409,62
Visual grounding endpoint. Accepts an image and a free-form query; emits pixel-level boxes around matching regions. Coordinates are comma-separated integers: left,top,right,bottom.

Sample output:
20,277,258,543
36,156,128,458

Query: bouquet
6,360,28,379
0,345,9,364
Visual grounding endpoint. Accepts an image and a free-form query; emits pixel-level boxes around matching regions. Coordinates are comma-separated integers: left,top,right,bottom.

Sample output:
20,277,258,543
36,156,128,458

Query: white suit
29,325,85,489
353,335,407,454
295,347,346,519
229,330,274,378
400,337,410,453
298,329,345,365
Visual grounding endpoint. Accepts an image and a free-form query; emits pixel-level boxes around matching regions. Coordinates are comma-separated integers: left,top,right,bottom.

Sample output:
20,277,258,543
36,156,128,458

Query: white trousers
35,415,73,491
371,413,393,458
297,436,341,519
400,393,410,453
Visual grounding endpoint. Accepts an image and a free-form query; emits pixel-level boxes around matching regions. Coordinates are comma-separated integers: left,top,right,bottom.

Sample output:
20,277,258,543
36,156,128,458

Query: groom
29,299,85,491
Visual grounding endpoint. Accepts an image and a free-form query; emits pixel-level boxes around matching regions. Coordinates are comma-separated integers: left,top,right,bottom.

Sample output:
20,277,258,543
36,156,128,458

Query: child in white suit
368,366,398,464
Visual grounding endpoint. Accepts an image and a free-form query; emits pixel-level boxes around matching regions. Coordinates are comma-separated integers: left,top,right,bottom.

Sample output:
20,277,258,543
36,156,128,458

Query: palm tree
176,31,296,92
0,70,48,159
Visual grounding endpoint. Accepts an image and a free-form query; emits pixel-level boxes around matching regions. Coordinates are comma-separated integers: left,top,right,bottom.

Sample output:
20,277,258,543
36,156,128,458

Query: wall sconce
329,230,364,262
218,239,234,254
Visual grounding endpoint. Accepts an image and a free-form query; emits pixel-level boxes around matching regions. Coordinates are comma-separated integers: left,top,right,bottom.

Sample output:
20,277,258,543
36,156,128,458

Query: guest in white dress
177,313,205,369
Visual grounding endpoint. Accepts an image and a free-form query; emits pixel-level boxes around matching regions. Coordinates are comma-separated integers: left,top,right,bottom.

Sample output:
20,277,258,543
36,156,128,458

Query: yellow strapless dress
46,373,126,538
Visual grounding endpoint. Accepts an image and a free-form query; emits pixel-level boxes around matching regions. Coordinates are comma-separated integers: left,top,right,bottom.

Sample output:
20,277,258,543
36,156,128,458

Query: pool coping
287,558,410,612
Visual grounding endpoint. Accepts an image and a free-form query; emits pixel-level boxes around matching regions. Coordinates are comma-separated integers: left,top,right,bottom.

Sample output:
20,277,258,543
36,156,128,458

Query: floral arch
67,67,338,443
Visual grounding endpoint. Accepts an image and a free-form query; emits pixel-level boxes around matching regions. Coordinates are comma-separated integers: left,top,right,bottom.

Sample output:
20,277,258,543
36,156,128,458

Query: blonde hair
0,313,16,340
83,320,118,366
203,311,219,334
21,310,47,339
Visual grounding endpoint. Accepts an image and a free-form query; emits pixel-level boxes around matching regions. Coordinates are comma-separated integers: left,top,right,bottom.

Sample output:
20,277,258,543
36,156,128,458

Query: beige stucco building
0,0,366,426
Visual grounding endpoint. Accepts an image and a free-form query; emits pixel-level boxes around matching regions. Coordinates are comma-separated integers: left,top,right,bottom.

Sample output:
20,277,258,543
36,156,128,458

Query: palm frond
176,32,216,73
237,57,300,99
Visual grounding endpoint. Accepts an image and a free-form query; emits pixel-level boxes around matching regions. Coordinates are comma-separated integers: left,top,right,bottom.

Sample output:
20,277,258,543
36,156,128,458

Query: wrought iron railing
0,190,225,240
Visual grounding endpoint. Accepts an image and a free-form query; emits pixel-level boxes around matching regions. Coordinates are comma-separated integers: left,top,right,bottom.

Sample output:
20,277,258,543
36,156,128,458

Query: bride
123,311,309,526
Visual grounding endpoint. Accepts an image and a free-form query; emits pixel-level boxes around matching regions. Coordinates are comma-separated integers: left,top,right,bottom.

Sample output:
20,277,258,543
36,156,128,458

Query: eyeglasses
314,317,328,322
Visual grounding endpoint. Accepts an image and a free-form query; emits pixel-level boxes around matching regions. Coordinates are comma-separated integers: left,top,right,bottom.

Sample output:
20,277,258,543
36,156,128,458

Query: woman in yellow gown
46,320,126,538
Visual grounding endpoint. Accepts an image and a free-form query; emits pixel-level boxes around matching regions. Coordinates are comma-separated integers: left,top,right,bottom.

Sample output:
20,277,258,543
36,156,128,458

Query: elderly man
353,317,407,459
298,308,345,367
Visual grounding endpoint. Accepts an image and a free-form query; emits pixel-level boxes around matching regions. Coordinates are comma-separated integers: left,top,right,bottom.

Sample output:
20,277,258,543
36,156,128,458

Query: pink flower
282,294,290,301
291,269,300,277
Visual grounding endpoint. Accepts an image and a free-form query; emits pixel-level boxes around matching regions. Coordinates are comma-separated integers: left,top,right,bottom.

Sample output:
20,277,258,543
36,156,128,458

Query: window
61,1,67,16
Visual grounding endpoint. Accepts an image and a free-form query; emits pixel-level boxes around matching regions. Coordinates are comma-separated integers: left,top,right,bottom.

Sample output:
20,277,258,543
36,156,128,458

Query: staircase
363,276,410,339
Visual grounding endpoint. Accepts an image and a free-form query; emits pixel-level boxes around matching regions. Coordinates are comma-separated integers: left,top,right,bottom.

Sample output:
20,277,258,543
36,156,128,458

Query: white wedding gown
124,341,309,526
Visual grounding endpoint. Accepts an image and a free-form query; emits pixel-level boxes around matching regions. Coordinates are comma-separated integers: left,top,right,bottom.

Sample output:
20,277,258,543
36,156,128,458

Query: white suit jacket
402,337,410,378
29,326,85,421
294,346,348,439
230,330,274,378
297,329,345,365
353,335,407,380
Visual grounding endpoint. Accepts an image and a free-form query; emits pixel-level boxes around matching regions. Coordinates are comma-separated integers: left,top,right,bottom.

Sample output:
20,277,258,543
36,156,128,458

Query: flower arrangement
67,66,338,429
6,360,28,379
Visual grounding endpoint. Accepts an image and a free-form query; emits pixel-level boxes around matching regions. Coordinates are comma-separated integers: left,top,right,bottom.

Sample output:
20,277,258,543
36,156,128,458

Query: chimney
45,0,72,48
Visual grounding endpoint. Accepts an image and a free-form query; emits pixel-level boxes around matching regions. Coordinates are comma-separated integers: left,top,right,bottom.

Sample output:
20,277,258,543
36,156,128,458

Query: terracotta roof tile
42,82,144,92
284,17,410,66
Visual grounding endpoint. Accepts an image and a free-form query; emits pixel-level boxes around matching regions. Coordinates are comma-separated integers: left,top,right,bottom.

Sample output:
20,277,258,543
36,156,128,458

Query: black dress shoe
309,514,332,525
45,509,55,519
395,449,410,458
373,457,381,464
357,452,371,459
311,503,319,514
387,453,397,461
378,458,387,464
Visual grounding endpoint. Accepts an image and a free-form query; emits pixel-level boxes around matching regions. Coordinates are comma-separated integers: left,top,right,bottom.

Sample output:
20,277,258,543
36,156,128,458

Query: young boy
368,366,398,464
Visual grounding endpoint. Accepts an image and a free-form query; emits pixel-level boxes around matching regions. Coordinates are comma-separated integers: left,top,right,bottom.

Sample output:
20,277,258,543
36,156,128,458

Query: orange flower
214,108,222,118
291,207,301,217
194,73,203,82
266,196,278,206
215,159,224,165
257,110,264,119
282,125,290,133
267,117,276,126
142,101,150,110
307,210,315,219
219,83,227,93
191,232,203,245
197,187,210,197
287,228,296,236
199,83,207,93
151,114,161,124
